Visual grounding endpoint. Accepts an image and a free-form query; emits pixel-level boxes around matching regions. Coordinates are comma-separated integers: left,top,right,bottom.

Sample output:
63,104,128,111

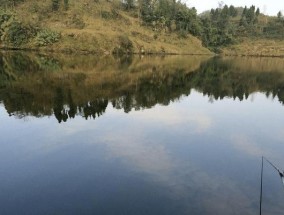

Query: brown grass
10,0,212,55
221,38,284,57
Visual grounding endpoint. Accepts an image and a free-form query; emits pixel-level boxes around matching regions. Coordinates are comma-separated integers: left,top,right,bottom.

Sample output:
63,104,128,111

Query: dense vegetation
191,5,284,51
0,0,284,53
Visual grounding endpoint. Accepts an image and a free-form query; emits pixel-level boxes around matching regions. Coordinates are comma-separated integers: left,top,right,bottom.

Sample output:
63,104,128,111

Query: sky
185,0,283,16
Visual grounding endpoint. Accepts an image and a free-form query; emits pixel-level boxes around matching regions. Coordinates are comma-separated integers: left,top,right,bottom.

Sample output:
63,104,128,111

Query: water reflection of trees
53,87,108,122
1,52,284,122
190,58,284,102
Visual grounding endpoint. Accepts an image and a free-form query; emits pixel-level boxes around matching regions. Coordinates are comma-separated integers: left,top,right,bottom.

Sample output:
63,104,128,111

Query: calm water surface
0,53,284,215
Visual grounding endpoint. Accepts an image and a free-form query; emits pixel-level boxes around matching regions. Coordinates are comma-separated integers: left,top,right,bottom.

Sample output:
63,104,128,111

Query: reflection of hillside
0,52,209,122
222,57,284,74
1,53,284,122
190,58,284,102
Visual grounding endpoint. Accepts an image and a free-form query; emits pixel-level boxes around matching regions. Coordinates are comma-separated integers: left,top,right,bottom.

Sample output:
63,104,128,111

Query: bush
0,10,13,25
178,30,188,39
0,10,14,38
101,9,120,20
35,29,61,46
113,35,134,54
101,11,112,19
4,21,35,46
0,10,38,47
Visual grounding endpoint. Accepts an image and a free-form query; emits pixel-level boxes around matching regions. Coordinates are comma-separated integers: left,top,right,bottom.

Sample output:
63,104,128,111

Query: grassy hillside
0,0,212,55
221,38,284,57
1,1,284,56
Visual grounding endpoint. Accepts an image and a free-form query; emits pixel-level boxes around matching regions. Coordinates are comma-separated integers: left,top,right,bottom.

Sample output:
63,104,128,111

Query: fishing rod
260,156,284,215
263,157,284,185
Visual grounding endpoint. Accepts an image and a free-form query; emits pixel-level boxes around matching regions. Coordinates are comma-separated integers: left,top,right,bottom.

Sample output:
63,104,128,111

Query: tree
210,9,220,22
277,11,283,19
242,6,247,17
256,8,260,16
221,5,229,19
124,0,135,10
140,0,155,23
239,16,247,27
229,5,238,17
246,5,255,24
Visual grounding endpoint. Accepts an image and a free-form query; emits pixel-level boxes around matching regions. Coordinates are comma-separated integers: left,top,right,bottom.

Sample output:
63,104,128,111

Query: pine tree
256,8,260,16
242,6,247,17
277,11,283,19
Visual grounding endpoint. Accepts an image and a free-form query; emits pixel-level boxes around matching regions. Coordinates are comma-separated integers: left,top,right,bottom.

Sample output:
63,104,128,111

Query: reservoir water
0,52,284,215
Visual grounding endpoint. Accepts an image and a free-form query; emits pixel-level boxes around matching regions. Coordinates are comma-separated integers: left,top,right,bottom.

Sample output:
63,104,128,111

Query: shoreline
221,53,284,58
0,46,215,56
2,46,284,58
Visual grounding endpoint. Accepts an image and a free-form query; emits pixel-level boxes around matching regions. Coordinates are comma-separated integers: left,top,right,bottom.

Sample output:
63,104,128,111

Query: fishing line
260,156,284,215
263,157,284,188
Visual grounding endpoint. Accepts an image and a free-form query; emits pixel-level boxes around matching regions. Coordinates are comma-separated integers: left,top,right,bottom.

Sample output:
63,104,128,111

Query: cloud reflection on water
130,102,213,133
231,134,263,156
94,99,258,214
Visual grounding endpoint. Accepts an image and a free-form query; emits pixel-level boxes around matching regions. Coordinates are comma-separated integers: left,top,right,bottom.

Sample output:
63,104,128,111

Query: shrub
120,35,133,50
178,30,188,39
0,10,14,38
4,21,36,46
101,11,112,19
113,35,134,54
35,29,61,46
101,9,120,20
0,10,39,47
0,10,13,25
